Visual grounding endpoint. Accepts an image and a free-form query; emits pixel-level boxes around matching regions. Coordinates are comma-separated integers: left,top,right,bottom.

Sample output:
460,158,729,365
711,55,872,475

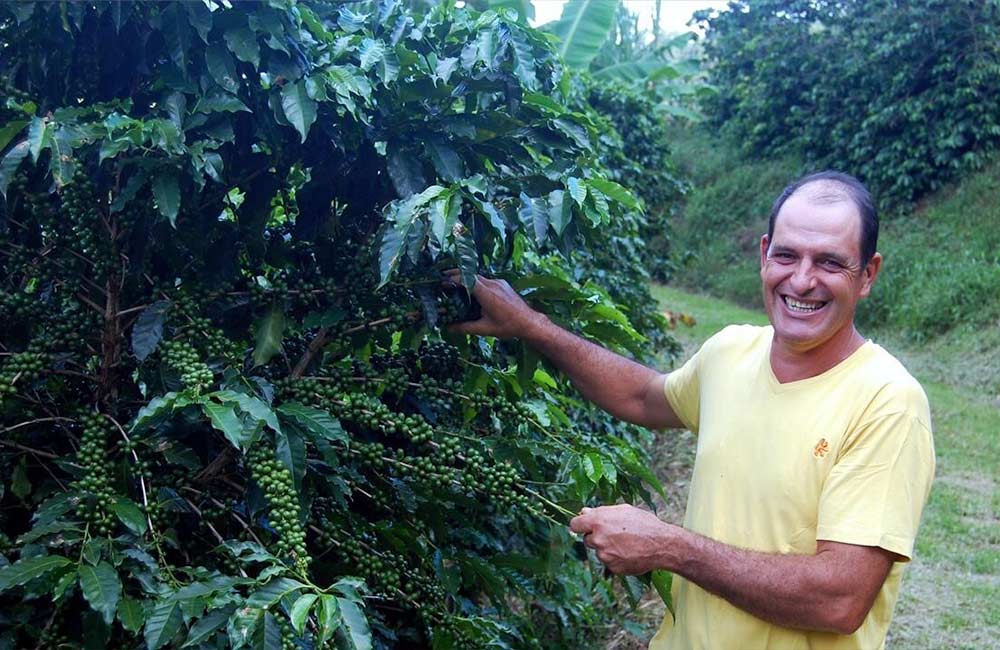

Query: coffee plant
0,1,675,649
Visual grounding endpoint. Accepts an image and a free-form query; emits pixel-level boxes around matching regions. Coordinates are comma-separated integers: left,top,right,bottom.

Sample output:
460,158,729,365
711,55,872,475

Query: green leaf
386,149,426,199
27,116,52,162
454,228,478,291
206,43,241,94
228,606,263,649
581,452,604,483
650,570,675,620
245,577,307,610
0,119,29,153
145,599,184,650
132,300,170,362
433,57,459,85
277,403,347,444
161,4,192,74
195,91,251,114
131,392,180,432
426,139,464,182
429,190,460,245
183,604,237,648
338,597,372,650
211,390,281,433
522,93,564,115
316,595,339,645
587,177,639,211
547,189,571,236
78,562,122,626
0,139,30,199
289,594,318,636
113,498,148,536
53,567,77,600
358,38,386,71
118,598,147,634
593,57,678,83
377,221,407,286
567,176,587,207
546,0,619,69
224,25,260,68
252,612,283,650
202,401,247,450
152,170,181,227
252,304,285,367
507,25,538,89
280,81,317,143
0,555,72,592
518,192,547,245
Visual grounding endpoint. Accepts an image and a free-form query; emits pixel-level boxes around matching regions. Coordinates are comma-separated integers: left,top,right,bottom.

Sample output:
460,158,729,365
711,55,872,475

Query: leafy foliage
0,1,676,649
586,80,685,281
696,0,1000,207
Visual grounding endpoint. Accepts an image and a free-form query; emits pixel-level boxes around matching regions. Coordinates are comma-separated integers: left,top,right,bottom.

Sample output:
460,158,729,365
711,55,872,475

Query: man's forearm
519,314,670,429
665,529,880,635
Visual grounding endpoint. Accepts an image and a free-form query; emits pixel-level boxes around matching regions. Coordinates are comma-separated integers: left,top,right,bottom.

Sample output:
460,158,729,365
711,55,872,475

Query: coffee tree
0,1,673,648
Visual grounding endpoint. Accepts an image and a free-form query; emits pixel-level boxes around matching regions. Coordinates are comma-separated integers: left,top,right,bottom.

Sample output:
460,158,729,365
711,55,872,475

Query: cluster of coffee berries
0,349,48,400
62,169,116,278
418,341,460,378
160,340,213,389
247,444,311,574
459,452,529,509
73,413,116,535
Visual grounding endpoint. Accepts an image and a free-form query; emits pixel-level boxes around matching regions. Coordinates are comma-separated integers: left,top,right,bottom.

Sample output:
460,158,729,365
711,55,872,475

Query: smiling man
450,171,934,649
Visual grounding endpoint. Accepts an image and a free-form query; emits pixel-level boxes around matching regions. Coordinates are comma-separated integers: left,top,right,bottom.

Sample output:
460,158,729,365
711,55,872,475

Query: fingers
568,513,590,535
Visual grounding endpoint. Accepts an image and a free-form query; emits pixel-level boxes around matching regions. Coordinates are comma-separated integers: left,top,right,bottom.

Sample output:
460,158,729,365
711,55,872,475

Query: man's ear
760,234,770,270
859,252,883,298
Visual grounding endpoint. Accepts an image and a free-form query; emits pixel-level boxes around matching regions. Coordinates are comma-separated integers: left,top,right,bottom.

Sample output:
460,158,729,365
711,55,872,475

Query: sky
530,0,731,35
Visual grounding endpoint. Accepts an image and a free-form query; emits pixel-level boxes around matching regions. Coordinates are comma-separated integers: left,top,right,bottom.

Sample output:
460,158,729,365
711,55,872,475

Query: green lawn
642,284,1000,650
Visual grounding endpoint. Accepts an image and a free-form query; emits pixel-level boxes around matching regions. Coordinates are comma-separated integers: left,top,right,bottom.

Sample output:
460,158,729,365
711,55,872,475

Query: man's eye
821,259,843,269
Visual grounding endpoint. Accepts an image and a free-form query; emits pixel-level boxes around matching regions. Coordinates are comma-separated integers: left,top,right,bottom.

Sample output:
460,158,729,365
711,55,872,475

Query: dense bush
0,2,675,648
859,164,1000,340
586,80,685,282
696,0,1000,208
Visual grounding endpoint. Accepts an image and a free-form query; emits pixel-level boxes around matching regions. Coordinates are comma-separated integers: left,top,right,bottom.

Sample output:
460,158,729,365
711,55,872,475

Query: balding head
768,171,879,264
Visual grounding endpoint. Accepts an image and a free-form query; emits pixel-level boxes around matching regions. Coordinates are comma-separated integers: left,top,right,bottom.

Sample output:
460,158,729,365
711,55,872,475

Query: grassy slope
640,285,999,650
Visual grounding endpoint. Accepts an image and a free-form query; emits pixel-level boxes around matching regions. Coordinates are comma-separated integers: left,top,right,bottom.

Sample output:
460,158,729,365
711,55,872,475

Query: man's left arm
570,505,895,635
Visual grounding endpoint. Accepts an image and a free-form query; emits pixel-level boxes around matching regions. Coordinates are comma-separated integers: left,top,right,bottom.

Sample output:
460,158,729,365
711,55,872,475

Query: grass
613,284,1000,650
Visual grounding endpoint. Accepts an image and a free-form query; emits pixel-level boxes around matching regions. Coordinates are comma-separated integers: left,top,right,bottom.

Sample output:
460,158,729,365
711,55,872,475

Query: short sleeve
664,347,702,432
816,411,935,560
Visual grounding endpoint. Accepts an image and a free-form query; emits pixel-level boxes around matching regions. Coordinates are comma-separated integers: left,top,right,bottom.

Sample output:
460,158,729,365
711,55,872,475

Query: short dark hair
767,171,879,265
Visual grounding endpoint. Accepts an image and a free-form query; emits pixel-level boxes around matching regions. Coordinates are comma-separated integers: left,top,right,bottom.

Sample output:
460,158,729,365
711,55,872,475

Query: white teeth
784,296,824,312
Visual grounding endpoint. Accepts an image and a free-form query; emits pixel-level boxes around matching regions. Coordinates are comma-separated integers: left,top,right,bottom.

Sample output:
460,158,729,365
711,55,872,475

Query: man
450,171,935,649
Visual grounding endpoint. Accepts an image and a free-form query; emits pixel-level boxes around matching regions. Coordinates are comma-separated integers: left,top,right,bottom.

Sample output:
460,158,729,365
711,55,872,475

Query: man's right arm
448,276,683,430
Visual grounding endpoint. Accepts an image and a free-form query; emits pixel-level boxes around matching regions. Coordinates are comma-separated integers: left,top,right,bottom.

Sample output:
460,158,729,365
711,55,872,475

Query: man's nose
790,261,817,293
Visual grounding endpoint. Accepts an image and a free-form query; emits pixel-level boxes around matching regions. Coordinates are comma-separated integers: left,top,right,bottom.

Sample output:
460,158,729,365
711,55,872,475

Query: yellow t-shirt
651,325,934,650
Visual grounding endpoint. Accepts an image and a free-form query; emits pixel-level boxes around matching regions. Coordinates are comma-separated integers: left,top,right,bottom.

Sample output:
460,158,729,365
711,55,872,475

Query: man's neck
769,326,867,383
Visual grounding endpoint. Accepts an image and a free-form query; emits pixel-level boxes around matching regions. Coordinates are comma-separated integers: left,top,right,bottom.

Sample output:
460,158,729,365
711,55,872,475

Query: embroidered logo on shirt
813,438,829,458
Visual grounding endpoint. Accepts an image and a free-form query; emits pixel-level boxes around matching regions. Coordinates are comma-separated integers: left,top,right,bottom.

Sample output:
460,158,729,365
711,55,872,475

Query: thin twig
291,327,329,378
0,438,61,460
104,414,154,534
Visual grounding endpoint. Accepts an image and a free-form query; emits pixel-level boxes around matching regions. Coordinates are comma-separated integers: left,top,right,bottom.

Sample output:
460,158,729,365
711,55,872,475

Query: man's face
760,190,882,354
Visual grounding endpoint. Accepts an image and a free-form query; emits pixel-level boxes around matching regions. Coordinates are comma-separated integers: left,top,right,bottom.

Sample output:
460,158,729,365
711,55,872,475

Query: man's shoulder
856,343,931,422
700,323,772,358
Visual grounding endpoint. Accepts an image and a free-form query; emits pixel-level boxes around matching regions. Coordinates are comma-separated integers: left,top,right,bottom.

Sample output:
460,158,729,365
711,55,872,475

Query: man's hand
569,504,676,575
445,273,548,340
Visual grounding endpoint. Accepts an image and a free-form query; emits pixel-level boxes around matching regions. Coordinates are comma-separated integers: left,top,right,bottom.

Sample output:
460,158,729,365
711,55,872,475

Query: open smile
781,295,828,314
